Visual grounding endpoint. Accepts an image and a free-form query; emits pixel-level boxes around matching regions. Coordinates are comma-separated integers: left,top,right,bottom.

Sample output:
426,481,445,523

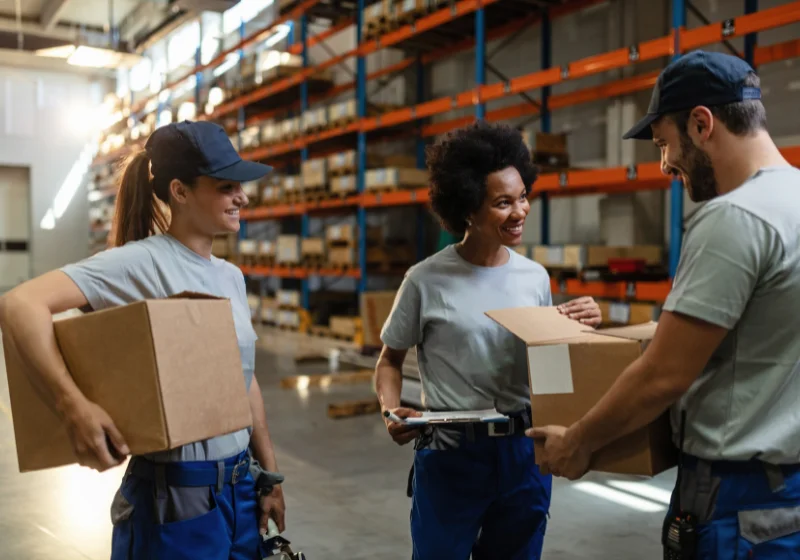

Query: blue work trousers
410,430,552,560
110,450,262,560
667,454,800,558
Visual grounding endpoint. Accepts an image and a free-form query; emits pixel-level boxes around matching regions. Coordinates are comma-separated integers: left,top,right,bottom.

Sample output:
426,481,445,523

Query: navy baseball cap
145,120,272,181
623,50,761,140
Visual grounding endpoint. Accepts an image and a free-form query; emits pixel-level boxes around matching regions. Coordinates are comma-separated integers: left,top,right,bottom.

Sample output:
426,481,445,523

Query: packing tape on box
546,246,564,265
609,303,631,324
527,345,574,395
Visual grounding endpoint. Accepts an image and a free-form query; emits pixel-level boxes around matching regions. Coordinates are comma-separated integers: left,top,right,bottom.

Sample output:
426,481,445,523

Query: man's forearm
574,354,683,454
375,360,403,412
248,376,279,472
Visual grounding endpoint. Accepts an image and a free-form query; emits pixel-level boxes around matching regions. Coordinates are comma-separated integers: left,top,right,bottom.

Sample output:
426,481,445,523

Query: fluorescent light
607,481,673,505
40,209,56,230
208,86,224,106
36,45,142,69
572,481,666,513
213,54,239,78
177,102,197,121
35,45,77,59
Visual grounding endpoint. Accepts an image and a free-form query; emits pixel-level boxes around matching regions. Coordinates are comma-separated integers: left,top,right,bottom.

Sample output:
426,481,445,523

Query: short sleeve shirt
61,233,257,462
380,244,552,412
663,166,800,463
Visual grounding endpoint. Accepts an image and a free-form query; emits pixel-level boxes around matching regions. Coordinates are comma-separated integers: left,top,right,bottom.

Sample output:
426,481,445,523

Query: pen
383,410,407,424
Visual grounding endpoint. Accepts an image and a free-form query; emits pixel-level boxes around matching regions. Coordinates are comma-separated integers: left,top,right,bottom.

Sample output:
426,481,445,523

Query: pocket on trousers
737,505,800,558
151,489,230,560
110,478,138,560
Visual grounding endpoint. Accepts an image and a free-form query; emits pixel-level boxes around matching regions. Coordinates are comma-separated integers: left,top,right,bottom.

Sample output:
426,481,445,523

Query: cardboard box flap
591,321,658,342
485,306,588,345
168,291,224,300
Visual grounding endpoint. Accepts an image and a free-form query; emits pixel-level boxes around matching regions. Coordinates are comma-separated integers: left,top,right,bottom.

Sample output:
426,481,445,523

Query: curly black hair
426,120,537,235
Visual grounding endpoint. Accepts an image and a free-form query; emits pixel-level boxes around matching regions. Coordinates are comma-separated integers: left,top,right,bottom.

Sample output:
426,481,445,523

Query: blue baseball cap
623,50,761,140
145,120,272,181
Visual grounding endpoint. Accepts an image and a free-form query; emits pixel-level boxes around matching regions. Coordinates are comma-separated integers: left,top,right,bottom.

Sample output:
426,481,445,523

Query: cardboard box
302,107,328,131
301,237,325,257
261,184,282,204
486,307,676,476
598,301,662,326
365,168,428,190
282,175,302,194
535,131,568,155
260,297,277,323
360,291,397,347
586,245,663,268
3,293,252,472
532,245,585,268
328,246,356,267
211,234,236,258
277,290,301,308
326,224,382,245
277,235,301,263
278,310,300,328
240,125,261,150
328,99,356,123
330,316,360,338
260,120,279,144
238,239,257,256
301,159,327,189
330,175,356,196
258,240,275,258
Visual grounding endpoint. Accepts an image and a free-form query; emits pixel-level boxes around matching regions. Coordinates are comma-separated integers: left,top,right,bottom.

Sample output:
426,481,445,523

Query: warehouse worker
375,120,603,559
0,121,285,559
529,50,800,557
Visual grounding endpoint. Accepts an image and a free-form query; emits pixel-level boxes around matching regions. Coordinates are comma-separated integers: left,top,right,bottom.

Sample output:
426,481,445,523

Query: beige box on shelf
586,246,663,268
258,240,275,259
301,159,327,189
238,239,258,256
278,310,300,328
395,0,426,17
302,107,328,131
330,175,356,196
246,293,260,320
277,235,301,264
282,175,302,195
261,183,282,204
239,125,261,150
3,293,252,472
487,307,676,476
212,234,236,258
260,121,280,145
280,117,300,139
328,246,357,267
364,0,389,21
532,245,586,269
260,297,277,323
277,290,301,308
328,99,357,124
301,238,325,257
597,301,662,326
326,224,356,245
327,150,355,173
365,168,429,190
242,180,260,204
330,316,360,338
360,291,397,347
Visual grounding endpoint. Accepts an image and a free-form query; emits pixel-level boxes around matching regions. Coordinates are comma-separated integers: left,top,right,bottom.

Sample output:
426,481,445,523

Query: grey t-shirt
61,233,256,463
381,244,551,412
663,166,800,463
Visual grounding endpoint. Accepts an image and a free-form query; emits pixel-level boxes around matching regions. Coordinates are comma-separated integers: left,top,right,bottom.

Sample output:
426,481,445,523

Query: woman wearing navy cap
0,120,284,559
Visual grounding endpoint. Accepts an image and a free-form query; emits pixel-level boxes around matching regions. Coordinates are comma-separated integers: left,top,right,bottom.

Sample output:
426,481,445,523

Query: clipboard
403,408,511,426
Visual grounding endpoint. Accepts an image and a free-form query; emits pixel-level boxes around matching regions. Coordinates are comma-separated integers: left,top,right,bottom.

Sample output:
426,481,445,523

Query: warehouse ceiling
0,0,201,73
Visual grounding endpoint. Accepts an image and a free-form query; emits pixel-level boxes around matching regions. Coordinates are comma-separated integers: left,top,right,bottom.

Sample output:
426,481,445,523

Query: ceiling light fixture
35,45,142,69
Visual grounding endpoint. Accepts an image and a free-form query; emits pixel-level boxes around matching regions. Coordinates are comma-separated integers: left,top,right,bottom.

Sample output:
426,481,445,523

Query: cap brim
622,113,659,140
206,159,273,182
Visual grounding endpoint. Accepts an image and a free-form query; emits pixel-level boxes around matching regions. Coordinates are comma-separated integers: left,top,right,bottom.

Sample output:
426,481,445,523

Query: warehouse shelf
232,2,800,166
209,0,603,120
551,278,673,303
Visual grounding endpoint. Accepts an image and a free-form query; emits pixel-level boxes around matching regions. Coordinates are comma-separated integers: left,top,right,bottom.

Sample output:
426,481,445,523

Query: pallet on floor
327,398,382,419
280,369,374,390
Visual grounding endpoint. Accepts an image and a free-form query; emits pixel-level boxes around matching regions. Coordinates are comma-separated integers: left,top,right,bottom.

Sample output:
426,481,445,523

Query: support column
540,10,551,246
356,0,367,293
668,0,686,276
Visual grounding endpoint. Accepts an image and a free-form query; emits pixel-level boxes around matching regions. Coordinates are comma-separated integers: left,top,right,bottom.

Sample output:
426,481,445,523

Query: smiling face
652,115,718,202
467,166,530,247
170,175,249,235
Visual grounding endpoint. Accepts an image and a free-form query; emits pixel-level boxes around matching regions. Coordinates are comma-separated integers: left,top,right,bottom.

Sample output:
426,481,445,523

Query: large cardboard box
486,307,676,476
277,235,301,264
4,293,252,472
360,291,397,347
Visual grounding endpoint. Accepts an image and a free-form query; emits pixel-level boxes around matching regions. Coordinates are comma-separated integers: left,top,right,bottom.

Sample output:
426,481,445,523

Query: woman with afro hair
375,120,602,559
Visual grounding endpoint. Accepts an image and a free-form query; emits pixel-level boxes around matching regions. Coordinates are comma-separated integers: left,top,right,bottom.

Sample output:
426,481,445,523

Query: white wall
0,67,107,278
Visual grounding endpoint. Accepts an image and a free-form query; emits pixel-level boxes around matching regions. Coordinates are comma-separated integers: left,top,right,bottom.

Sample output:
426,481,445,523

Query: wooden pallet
239,255,259,267
327,398,382,419
302,254,326,269
256,256,276,267
326,262,357,273
328,115,357,128
329,166,356,177
302,185,328,201
280,369,374,390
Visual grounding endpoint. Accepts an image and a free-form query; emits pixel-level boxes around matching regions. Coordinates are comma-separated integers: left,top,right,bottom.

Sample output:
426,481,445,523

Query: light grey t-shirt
61,233,256,463
663,166,800,464
381,244,551,412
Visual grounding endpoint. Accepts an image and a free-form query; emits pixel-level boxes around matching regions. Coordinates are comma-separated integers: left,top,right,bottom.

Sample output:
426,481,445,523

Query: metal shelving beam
475,7,486,120
230,2,800,164
668,0,685,278
540,9,551,247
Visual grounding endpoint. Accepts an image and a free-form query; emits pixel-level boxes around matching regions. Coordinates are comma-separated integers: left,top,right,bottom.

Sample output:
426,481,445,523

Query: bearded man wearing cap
527,50,800,557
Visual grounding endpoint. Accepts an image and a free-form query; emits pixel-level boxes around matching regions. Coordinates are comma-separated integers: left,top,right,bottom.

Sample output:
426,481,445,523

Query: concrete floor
0,328,677,559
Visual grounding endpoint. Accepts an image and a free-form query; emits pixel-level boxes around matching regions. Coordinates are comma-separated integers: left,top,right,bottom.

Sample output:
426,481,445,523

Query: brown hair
111,150,198,247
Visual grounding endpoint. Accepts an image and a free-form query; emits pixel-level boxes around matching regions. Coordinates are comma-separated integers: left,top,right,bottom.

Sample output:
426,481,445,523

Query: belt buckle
231,459,249,485
488,421,514,437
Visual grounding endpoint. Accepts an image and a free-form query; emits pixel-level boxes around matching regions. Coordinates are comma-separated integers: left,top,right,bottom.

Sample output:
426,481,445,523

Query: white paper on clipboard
403,408,510,425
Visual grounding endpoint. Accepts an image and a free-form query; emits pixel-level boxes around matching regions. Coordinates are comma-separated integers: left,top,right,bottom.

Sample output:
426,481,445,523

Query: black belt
428,413,531,438
129,455,251,488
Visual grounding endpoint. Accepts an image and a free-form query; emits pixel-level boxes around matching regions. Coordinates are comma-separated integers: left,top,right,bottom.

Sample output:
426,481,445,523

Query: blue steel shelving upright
356,0,368,295
668,0,685,277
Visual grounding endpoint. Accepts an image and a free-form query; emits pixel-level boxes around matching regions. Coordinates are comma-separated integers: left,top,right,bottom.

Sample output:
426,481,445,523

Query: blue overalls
110,449,264,560
410,410,552,560
666,453,800,558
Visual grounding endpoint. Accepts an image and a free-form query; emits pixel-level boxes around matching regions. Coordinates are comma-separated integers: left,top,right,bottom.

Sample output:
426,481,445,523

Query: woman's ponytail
111,151,170,247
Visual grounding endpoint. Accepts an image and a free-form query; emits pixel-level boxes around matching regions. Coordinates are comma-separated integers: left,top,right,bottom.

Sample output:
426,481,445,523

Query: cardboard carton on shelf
3,293,252,472
486,307,676,476
276,235,301,264
365,168,429,191
301,158,327,190
360,291,397,348
597,300,662,326
277,290,301,309
301,237,325,258
330,175,356,196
